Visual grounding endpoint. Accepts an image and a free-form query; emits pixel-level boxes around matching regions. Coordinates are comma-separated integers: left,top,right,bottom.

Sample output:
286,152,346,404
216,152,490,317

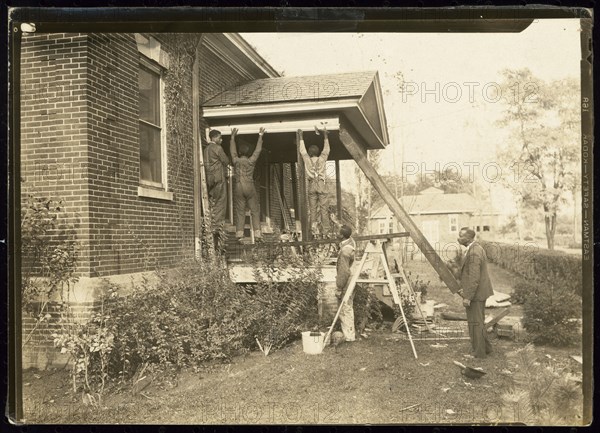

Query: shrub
53,290,116,396
502,344,582,424
479,240,582,296
249,261,322,353
107,258,252,381
521,282,581,347
104,256,323,384
353,284,383,333
21,195,79,347
510,278,542,305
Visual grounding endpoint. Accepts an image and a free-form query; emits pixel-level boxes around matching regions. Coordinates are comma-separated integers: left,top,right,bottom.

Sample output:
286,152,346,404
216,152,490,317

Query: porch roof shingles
203,71,378,107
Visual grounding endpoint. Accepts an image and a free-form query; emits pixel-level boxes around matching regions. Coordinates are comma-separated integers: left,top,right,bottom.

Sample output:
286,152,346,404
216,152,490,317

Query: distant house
369,187,500,252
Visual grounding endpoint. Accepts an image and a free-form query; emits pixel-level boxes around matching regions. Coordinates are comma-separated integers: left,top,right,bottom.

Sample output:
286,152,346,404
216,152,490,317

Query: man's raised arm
250,127,265,163
229,128,239,160
321,126,330,160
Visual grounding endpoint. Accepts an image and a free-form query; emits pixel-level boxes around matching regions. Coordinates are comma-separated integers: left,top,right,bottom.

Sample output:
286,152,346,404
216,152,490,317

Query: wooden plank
296,134,309,241
234,231,410,249
484,307,511,331
210,117,340,135
339,120,461,294
356,279,394,284
335,160,342,220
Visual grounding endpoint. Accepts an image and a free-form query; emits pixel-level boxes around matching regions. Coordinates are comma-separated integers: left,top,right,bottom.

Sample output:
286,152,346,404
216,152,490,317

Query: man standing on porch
204,129,229,226
230,127,265,243
297,126,331,238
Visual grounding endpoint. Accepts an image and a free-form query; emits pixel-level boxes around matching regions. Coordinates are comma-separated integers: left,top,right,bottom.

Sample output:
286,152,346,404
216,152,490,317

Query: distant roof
203,71,378,107
371,191,499,217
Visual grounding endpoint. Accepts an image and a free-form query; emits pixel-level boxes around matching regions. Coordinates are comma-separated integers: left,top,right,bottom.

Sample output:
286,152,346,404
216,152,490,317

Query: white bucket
301,331,326,355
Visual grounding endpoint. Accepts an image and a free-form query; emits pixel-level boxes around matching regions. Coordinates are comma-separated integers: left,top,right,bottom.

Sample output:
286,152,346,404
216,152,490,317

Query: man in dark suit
457,227,494,358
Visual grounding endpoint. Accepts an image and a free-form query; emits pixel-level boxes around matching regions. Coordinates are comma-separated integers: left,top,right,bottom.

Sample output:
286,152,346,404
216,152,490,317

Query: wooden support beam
296,134,309,241
335,160,342,220
235,231,410,249
339,120,461,294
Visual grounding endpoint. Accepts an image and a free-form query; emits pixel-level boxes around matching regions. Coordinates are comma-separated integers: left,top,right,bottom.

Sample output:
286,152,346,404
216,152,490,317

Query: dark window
139,65,163,185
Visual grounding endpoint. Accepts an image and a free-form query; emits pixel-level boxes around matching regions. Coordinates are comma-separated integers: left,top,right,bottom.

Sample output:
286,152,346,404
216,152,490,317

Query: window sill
138,186,173,201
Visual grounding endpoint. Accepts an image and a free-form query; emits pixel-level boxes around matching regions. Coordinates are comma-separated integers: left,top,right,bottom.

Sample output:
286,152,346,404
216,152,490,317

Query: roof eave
202,98,387,149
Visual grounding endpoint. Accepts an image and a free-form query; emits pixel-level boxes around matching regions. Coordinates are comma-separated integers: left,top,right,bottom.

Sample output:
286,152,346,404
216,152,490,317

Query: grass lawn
22,259,583,424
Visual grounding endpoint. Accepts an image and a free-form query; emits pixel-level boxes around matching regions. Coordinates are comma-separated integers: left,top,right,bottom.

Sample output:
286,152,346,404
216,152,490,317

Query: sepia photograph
8,7,593,426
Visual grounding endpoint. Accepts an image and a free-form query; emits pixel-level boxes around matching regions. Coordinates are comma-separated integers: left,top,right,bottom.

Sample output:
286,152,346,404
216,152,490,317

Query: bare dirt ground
22,262,583,425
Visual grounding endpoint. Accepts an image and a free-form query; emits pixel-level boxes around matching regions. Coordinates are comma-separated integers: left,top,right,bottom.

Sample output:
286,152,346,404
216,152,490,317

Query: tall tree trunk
544,210,556,250
516,202,524,241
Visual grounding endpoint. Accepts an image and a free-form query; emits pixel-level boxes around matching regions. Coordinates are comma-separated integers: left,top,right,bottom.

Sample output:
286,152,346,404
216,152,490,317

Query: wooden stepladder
323,239,430,359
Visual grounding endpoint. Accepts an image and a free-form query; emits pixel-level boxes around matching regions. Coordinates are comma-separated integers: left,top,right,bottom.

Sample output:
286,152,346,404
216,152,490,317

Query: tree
496,69,580,250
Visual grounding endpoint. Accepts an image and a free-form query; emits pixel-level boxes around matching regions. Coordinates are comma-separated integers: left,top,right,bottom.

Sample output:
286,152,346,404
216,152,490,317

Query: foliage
52,288,117,398
502,344,582,424
495,69,580,250
21,195,79,347
21,195,79,304
353,284,383,334
521,282,581,347
406,272,430,301
81,253,323,391
479,240,582,296
250,261,322,352
510,278,538,305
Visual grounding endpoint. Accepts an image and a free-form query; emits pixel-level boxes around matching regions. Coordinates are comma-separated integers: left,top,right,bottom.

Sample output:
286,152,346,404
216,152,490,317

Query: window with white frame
138,60,165,187
388,220,394,233
449,214,458,233
379,221,387,234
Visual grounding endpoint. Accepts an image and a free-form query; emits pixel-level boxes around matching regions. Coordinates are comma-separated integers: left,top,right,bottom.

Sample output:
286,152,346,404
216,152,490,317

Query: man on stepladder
230,127,265,243
335,225,357,342
297,126,330,238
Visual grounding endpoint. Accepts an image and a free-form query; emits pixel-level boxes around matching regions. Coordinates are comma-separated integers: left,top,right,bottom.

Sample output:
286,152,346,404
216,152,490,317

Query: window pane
139,123,162,183
139,67,160,126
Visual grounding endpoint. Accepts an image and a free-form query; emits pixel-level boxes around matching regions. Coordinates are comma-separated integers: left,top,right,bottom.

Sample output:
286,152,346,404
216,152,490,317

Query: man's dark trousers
466,300,492,358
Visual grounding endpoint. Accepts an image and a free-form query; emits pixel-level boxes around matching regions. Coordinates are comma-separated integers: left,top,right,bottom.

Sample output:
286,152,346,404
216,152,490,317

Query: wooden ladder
323,240,431,359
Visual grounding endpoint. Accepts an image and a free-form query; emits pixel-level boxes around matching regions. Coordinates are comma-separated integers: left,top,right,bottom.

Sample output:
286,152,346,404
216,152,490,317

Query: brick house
20,33,279,280
20,32,280,367
20,32,391,367
369,187,500,258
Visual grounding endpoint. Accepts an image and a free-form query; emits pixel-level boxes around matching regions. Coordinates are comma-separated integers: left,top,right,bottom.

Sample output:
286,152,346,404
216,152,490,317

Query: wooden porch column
296,134,310,241
339,120,460,294
335,160,342,220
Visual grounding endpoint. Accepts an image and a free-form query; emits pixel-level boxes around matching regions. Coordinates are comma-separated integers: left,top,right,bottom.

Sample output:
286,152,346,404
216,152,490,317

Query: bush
510,278,541,305
479,241,582,296
104,257,322,384
521,282,581,347
353,284,383,333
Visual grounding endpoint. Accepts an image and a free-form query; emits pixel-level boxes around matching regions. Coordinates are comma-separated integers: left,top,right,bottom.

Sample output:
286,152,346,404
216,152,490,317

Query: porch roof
201,71,390,151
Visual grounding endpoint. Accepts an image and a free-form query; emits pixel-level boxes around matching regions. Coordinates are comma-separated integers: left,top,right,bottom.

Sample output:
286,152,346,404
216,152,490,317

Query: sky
240,19,581,212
